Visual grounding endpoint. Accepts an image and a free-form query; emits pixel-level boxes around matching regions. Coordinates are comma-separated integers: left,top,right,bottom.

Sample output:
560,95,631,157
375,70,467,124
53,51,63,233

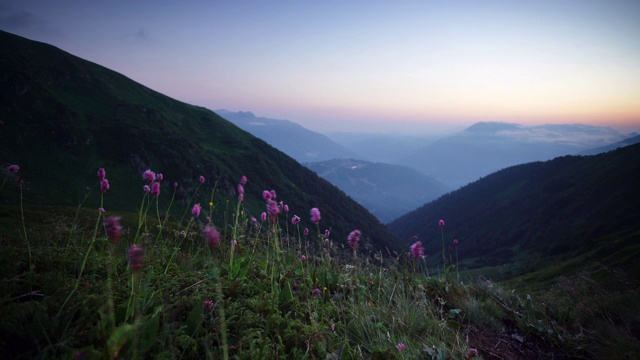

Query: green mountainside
0,30,398,251
388,143,640,280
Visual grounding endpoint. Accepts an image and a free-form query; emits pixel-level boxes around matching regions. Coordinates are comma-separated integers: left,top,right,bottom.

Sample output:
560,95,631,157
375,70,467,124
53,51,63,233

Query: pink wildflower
284,204,289,212
100,179,110,193
199,175,205,184
304,228,309,236
266,199,280,217
310,208,321,223
97,167,106,181
301,255,307,261
466,348,479,359
240,175,247,185
291,215,300,225
237,184,244,195
156,173,163,181
104,216,122,243
127,244,144,273
151,182,160,196
8,164,19,172
203,226,221,249
173,182,178,188
410,241,424,258
324,229,330,238
142,169,155,183
439,219,445,227
396,343,405,352
454,239,459,245
143,185,150,192
311,288,321,298
262,190,272,201
192,203,201,217
203,300,214,309
238,193,244,202
270,190,276,200
348,230,361,250
261,212,267,222
98,207,105,214
251,217,257,223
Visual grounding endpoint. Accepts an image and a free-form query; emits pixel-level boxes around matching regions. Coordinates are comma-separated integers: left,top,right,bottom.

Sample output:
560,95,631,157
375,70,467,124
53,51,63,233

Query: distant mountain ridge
0,30,399,251
399,121,630,188
216,110,356,163
305,159,450,223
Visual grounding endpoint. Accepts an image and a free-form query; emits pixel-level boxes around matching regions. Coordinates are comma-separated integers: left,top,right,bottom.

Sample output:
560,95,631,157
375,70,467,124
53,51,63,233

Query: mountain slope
217,110,356,163
305,159,450,223
581,134,640,155
0,30,398,251
388,143,640,273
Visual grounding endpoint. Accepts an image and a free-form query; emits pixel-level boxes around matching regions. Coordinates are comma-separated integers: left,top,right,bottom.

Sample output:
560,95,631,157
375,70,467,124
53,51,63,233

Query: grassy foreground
0,167,636,359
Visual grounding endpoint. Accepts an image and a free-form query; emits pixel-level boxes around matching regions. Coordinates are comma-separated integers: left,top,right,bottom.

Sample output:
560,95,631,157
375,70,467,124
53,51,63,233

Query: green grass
2,171,638,359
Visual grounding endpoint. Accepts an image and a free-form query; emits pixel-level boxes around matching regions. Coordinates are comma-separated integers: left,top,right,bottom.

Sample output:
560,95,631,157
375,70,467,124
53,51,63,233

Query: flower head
203,300,214,309
240,175,247,185
453,239,459,245
192,203,201,217
439,219,445,227
396,343,405,352
262,190,272,201
410,241,424,258
311,288,321,298
261,212,267,222
143,185,150,192
466,348,479,359
97,167,106,181
100,179,110,193
151,182,161,196
238,193,244,202
8,164,20,172
291,215,301,225
104,216,122,243
348,230,361,250
203,226,221,249
237,184,244,195
98,207,105,214
156,173,163,181
142,169,156,183
270,190,277,200
199,175,205,184
304,228,309,236
127,244,144,273
310,208,321,223
266,199,280,217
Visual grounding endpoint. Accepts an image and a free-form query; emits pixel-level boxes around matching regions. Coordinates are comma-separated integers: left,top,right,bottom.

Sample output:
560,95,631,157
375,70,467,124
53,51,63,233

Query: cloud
124,27,151,43
0,7,60,36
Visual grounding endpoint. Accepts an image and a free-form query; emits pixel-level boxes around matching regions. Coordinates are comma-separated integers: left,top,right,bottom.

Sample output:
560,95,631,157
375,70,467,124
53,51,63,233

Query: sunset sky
1,0,639,134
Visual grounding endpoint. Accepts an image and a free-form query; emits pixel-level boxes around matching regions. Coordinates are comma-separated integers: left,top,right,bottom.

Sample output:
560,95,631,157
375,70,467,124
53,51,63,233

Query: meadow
0,164,635,359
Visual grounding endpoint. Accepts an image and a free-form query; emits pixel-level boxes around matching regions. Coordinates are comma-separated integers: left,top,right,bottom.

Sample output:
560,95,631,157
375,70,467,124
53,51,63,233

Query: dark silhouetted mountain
305,159,450,223
399,122,628,188
388,143,640,276
216,110,357,163
0,30,398,251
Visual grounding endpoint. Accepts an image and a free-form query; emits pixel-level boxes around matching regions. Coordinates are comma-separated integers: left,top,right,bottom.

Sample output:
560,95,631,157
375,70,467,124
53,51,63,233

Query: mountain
0,30,398,251
305,159,450,223
399,122,629,188
580,133,640,155
387,143,640,277
216,110,356,163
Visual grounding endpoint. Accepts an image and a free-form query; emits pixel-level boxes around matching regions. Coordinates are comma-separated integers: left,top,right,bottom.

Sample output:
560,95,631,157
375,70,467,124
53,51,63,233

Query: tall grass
0,165,637,359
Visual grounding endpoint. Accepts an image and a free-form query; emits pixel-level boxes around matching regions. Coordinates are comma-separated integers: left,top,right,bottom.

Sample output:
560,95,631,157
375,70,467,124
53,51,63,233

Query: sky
1,0,639,134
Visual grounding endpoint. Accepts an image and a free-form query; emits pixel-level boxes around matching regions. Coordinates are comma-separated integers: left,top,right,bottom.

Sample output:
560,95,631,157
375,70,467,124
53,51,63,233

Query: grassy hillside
388,143,640,272
0,30,397,252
